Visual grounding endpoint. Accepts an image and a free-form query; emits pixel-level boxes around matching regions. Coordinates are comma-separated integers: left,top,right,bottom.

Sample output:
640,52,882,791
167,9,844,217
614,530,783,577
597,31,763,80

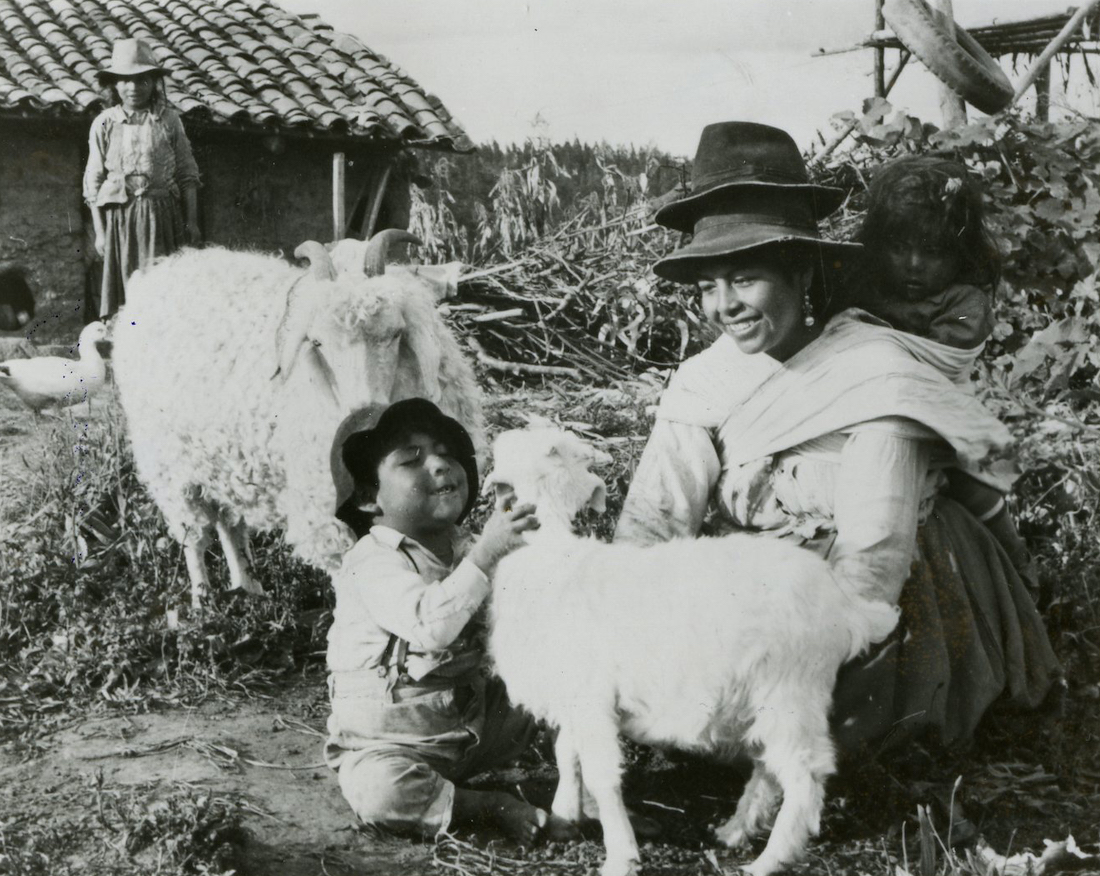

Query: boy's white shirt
326,524,489,680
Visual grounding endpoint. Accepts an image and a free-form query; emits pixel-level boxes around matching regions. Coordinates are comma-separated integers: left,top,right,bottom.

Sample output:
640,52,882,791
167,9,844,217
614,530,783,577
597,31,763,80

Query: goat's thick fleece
112,247,483,573
491,532,896,750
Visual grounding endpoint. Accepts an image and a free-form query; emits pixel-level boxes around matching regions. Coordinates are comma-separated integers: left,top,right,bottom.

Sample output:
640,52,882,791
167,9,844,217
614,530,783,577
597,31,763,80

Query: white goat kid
112,230,484,609
485,427,899,876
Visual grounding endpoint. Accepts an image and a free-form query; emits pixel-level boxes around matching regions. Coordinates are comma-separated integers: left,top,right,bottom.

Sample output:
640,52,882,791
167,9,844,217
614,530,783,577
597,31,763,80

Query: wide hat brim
655,181,847,233
331,398,480,530
96,39,166,83
96,64,165,83
653,220,861,285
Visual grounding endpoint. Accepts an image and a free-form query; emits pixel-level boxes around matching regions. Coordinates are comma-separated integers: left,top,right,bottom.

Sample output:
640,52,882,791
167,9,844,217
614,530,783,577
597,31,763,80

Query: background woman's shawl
658,309,1010,476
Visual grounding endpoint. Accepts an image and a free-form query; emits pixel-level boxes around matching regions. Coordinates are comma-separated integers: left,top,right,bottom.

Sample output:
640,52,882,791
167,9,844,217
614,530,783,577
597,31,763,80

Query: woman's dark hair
100,73,166,110
856,156,1001,295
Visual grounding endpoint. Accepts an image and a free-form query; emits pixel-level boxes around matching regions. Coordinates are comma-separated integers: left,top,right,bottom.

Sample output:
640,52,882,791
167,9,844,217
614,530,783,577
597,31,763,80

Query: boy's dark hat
652,187,861,284
331,398,479,531
96,38,166,83
655,122,846,233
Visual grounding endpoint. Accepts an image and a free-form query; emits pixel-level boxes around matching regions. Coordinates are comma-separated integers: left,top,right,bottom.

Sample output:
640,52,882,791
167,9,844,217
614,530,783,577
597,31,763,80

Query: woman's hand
94,231,106,259
469,495,539,576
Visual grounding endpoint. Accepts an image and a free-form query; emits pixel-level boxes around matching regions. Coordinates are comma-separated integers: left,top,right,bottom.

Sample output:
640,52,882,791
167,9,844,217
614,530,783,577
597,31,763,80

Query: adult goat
112,230,484,609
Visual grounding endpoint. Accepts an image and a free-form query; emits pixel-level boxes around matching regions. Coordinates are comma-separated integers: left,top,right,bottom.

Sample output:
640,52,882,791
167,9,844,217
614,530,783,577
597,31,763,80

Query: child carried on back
324,399,573,842
852,156,1033,579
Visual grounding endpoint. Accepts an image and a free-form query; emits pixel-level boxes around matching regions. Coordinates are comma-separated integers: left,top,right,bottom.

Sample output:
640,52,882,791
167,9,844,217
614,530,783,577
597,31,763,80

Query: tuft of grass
0,776,245,876
0,398,329,740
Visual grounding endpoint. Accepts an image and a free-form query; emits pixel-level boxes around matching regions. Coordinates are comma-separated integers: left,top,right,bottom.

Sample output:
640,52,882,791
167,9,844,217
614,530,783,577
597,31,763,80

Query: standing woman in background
84,38,201,319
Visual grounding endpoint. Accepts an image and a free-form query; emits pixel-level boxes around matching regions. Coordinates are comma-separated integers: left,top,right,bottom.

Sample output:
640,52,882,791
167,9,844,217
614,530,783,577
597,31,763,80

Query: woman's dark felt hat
655,122,847,232
653,122,859,285
331,399,480,532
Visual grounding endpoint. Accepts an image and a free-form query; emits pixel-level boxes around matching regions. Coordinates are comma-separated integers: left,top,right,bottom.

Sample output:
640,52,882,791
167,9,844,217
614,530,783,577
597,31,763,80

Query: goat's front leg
744,709,834,876
573,714,638,876
183,540,211,611
551,724,584,822
715,762,780,849
215,518,264,596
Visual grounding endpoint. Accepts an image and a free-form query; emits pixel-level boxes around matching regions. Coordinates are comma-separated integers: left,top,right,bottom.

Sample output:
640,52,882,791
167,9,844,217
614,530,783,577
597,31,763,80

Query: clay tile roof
0,0,471,150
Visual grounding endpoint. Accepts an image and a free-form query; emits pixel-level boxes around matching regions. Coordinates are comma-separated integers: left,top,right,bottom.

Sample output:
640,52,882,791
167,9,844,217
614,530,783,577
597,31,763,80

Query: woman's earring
802,289,816,327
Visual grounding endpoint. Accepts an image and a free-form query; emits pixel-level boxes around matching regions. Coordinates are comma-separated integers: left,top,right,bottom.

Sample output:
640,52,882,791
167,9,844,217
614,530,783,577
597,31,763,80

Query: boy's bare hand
469,499,539,575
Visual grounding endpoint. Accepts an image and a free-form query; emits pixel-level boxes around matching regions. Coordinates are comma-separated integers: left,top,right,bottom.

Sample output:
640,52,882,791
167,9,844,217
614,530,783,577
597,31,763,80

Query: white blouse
615,416,942,605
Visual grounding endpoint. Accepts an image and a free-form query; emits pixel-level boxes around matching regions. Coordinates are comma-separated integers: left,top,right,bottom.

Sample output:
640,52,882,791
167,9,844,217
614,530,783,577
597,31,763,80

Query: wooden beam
874,0,886,96
1035,65,1052,122
332,151,346,243
364,163,393,239
1012,0,1100,103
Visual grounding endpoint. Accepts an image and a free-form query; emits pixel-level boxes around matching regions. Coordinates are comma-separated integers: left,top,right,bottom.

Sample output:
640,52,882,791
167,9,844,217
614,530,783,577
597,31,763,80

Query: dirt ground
0,677,441,875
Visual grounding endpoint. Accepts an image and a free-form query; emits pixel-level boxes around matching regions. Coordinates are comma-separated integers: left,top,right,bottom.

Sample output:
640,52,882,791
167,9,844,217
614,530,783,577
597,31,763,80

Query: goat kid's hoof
715,820,752,849
600,856,640,876
742,854,786,876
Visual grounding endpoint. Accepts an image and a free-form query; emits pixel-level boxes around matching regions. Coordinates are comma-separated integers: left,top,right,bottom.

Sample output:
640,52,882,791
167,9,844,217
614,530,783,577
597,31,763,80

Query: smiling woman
617,120,1059,764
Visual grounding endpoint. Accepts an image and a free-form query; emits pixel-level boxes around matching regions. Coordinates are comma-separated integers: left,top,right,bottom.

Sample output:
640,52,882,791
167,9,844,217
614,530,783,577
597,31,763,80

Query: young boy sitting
325,398,569,843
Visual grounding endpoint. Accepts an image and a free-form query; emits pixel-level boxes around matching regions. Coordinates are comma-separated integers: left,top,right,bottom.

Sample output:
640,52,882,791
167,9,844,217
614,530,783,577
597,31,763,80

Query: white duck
0,321,111,414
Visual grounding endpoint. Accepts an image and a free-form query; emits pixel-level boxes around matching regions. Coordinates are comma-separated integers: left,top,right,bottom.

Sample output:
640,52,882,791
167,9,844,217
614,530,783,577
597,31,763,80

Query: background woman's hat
652,188,860,285
655,122,846,233
330,398,480,531
96,38,166,83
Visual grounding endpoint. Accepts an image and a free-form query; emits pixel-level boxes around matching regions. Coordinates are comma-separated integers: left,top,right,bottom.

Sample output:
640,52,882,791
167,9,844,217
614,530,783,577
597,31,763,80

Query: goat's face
485,428,612,525
313,289,406,417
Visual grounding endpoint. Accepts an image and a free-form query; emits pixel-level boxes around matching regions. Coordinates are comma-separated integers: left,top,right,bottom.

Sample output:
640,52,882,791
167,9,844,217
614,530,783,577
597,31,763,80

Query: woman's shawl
658,309,1010,471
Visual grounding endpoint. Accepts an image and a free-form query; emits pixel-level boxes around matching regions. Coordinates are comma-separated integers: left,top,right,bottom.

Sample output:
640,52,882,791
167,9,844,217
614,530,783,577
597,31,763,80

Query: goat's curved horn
363,229,422,277
272,276,319,381
294,240,337,281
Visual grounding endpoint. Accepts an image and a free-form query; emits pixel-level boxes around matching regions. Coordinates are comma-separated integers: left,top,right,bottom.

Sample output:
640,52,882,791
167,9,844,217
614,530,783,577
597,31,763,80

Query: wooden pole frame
1011,0,1100,105
874,0,886,96
332,151,346,244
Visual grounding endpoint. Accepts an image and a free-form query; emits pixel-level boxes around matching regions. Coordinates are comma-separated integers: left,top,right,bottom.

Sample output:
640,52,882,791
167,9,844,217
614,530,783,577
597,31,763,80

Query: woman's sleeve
614,418,721,545
83,115,109,204
167,112,201,188
831,427,934,604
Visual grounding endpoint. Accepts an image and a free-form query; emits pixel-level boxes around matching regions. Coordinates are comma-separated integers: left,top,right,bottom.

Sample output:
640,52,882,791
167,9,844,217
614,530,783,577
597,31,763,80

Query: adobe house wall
0,118,411,343
0,118,89,344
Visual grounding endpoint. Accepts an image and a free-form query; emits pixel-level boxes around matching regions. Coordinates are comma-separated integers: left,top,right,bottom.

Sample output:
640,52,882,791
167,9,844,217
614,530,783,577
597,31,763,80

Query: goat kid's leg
744,716,834,876
551,724,584,823
215,518,264,596
573,717,638,876
715,762,781,850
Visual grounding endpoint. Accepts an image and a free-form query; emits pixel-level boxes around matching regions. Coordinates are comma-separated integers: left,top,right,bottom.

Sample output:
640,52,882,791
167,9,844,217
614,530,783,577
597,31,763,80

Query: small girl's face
114,74,156,112
883,235,960,301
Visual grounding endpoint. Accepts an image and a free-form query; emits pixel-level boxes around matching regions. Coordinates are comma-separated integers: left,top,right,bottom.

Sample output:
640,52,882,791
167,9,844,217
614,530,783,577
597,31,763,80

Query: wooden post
930,0,967,127
1035,65,1051,122
874,0,886,97
364,163,393,240
332,152,346,243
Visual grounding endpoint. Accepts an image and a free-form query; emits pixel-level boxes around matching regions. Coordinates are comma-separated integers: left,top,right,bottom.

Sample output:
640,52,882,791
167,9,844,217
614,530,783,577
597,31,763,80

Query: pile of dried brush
446,205,711,385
